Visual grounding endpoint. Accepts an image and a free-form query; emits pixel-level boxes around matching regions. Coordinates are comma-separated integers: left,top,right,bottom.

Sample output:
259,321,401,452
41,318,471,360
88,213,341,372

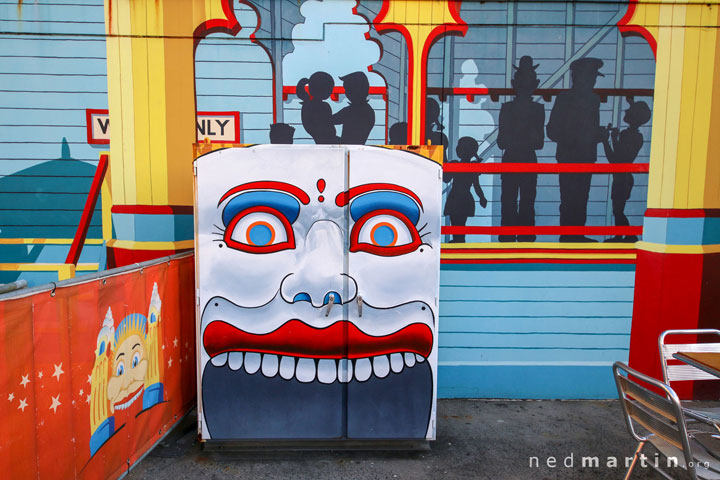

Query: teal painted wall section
437,264,635,399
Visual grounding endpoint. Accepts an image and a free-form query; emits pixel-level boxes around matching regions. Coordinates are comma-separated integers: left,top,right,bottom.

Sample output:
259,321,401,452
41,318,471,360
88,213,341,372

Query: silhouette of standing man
332,71,375,144
547,58,605,242
497,56,544,242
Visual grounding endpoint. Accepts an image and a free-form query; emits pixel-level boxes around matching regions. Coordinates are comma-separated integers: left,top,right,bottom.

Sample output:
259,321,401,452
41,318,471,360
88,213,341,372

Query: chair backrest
613,362,698,477
659,329,720,384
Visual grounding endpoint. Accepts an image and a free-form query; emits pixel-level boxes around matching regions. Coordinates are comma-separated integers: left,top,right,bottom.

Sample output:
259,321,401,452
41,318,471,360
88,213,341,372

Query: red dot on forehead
318,195,324,203
316,179,326,193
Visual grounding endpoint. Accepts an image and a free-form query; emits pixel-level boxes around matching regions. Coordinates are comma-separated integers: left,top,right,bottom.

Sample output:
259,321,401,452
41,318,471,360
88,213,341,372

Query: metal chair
614,362,720,479
659,329,720,429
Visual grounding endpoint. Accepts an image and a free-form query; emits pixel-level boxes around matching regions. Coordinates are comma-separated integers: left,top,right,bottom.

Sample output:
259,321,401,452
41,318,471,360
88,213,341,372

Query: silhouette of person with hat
332,71,375,144
601,99,651,243
547,57,606,242
444,136,488,243
497,56,545,242
269,123,295,144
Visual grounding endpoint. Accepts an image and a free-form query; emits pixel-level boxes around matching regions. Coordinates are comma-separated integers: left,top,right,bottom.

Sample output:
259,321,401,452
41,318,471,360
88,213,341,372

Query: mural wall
0,0,664,398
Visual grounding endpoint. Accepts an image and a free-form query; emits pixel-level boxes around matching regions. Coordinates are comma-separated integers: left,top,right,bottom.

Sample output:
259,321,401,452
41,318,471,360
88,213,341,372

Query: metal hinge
196,288,200,306
193,161,197,176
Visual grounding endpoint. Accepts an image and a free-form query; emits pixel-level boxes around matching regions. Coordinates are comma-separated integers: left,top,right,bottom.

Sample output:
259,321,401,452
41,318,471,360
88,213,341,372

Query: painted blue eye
116,363,124,376
248,222,274,246
132,352,140,368
371,224,397,247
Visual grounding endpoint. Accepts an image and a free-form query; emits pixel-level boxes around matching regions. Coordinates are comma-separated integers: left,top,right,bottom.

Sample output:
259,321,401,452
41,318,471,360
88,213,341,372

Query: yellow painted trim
101,152,113,242
0,238,104,245
0,263,98,271
636,241,720,255
131,0,153,205
106,239,194,251
119,0,137,205
441,242,636,250
440,252,636,260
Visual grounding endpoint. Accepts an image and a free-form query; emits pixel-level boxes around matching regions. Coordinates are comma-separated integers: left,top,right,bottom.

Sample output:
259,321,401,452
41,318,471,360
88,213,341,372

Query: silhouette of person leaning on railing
547,57,606,243
601,99,650,243
332,71,375,145
426,98,449,163
444,136,488,243
497,56,545,243
297,71,340,144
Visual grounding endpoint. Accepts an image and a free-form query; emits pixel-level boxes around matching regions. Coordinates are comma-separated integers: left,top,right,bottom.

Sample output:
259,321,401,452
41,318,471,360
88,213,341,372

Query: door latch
357,295,363,317
324,294,335,317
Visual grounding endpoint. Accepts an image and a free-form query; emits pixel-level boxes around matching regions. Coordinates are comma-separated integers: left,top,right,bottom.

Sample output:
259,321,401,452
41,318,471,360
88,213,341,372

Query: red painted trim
106,246,191,268
442,258,636,265
282,85,387,101
218,181,311,206
111,205,194,215
442,248,637,255
192,0,241,50
335,183,423,210
86,108,110,145
197,111,241,143
617,0,657,59
443,163,650,173
65,154,109,265
442,226,643,235
644,208,720,218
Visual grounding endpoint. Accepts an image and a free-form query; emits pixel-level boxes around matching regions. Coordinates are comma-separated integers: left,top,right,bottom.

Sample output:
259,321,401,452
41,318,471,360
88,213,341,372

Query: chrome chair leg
624,440,646,480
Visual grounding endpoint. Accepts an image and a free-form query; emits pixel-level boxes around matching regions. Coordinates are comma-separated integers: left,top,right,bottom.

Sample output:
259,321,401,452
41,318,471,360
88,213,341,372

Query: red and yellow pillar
623,0,720,397
103,0,238,266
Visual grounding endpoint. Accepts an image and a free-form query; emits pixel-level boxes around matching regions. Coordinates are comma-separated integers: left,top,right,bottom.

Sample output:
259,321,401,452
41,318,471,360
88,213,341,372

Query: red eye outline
349,209,421,257
223,206,295,253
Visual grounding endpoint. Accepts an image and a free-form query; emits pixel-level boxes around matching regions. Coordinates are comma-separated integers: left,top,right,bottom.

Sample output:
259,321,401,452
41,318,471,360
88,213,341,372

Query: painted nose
280,220,357,307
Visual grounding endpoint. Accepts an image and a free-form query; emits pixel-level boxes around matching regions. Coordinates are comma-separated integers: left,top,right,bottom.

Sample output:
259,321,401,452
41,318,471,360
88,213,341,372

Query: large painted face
107,333,147,414
195,145,441,440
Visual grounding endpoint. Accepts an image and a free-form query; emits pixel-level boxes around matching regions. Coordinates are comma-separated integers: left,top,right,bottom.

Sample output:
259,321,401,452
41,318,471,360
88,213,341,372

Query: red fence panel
0,253,196,480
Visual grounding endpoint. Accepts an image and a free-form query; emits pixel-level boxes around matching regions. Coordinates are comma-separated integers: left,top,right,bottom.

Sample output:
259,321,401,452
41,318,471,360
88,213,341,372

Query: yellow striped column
621,0,720,398
103,0,239,266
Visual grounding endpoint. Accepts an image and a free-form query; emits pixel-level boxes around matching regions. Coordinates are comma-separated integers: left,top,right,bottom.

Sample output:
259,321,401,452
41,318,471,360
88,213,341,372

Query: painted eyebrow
116,352,124,360
132,343,141,350
218,181,310,207
334,183,423,210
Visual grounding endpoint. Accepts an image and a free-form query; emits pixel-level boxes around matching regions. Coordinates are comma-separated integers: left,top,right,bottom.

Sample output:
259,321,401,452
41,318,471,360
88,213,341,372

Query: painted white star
86,394,91,404
20,374,30,388
162,344,166,350
49,395,61,413
168,357,173,367
79,388,84,396
87,374,92,384
8,393,14,402
18,398,28,411
52,363,64,381
173,337,178,348
37,370,43,379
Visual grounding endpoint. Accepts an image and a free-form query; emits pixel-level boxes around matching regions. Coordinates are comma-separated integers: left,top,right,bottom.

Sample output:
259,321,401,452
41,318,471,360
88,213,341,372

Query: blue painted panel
0,225,101,238
0,91,108,109
439,285,634,302
438,365,619,399
440,316,632,335
440,300,632,317
0,19,104,36
0,36,107,57
438,347,628,364
0,57,107,75
0,74,107,93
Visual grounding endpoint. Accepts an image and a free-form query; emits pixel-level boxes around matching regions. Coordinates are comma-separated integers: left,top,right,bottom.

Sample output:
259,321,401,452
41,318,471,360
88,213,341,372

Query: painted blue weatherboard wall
437,264,634,399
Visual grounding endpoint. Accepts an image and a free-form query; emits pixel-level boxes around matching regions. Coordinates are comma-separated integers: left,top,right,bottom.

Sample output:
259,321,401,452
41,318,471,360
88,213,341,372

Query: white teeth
354,358,372,382
228,352,243,371
390,353,404,373
213,351,423,382
211,352,228,367
338,358,352,383
244,352,261,374
296,358,316,383
317,359,337,384
261,354,279,377
279,355,295,380
372,355,390,379
404,352,416,368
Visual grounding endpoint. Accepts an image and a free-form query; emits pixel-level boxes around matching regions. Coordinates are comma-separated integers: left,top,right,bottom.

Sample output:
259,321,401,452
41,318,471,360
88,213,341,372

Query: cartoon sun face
195,145,441,441
107,333,148,414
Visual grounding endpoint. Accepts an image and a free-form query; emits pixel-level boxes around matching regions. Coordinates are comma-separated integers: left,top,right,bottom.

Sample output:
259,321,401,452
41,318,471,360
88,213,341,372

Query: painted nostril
323,292,341,305
292,293,312,303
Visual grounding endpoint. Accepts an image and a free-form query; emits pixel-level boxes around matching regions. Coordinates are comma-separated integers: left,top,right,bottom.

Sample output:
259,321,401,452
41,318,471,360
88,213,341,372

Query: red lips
203,320,433,360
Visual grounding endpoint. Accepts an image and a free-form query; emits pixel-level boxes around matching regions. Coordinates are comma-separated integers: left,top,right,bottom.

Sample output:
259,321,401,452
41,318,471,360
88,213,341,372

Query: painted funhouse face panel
195,145,442,440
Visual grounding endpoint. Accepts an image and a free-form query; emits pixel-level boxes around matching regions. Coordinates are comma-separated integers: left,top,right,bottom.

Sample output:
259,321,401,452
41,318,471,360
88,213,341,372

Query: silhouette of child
388,122,407,145
297,72,339,144
497,55,544,243
444,136,487,243
269,123,295,144
426,98,449,163
602,99,650,242
332,71,375,144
